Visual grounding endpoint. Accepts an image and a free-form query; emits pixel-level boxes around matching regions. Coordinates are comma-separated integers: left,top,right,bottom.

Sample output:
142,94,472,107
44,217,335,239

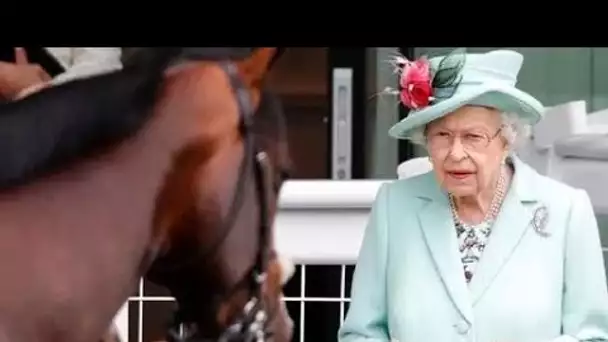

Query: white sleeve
48,47,123,85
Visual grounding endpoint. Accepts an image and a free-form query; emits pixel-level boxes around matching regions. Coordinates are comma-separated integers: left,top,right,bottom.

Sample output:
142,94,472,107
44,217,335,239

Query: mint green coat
339,158,608,342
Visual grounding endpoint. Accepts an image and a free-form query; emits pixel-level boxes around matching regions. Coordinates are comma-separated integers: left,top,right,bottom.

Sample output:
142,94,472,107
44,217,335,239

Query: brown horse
0,47,293,342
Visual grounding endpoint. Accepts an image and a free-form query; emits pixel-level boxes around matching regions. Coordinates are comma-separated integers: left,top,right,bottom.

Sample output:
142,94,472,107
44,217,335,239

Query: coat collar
413,156,539,204
414,156,541,323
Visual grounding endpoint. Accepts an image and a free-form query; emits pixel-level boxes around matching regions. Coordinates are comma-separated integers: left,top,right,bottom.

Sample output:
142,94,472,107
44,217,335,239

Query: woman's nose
447,138,468,161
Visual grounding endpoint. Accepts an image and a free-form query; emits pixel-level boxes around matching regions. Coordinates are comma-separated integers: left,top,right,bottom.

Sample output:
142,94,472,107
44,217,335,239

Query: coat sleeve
551,188,608,342
50,48,122,86
338,183,390,341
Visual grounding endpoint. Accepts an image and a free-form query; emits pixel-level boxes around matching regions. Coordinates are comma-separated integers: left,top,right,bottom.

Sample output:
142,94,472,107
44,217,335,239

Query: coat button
453,321,469,335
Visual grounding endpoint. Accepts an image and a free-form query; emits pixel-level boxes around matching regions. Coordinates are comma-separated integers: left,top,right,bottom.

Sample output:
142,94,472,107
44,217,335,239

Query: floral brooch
383,48,467,110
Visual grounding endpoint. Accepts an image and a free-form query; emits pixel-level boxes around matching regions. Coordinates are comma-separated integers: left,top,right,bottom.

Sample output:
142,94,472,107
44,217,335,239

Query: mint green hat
387,49,545,139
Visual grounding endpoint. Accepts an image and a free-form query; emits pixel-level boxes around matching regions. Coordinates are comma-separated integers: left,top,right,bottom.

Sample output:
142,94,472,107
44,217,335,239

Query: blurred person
339,49,608,341
0,47,122,100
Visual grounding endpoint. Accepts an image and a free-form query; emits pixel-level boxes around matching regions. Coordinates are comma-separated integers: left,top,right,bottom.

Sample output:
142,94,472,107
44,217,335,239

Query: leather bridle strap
166,60,274,342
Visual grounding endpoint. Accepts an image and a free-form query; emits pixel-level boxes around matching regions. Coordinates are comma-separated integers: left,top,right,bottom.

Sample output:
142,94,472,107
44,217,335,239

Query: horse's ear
236,48,278,90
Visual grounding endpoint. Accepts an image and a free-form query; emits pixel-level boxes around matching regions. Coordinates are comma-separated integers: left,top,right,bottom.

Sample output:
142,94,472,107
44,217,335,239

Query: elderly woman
339,49,608,342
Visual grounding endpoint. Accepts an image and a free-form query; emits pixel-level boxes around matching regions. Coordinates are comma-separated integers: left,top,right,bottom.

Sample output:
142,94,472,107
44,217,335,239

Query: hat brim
388,83,544,140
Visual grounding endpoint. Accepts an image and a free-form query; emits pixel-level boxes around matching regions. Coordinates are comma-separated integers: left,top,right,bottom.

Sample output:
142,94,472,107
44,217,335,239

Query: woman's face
426,105,508,198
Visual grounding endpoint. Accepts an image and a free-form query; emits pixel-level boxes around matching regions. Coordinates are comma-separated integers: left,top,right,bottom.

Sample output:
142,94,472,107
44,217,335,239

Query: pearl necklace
448,167,508,227
448,167,509,283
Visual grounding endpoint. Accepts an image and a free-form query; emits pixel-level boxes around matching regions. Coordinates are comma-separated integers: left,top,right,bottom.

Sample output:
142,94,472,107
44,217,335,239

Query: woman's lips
447,171,474,180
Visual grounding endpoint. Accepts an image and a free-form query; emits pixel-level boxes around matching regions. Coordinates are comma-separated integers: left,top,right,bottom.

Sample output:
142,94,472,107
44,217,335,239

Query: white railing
117,179,391,342
276,180,389,265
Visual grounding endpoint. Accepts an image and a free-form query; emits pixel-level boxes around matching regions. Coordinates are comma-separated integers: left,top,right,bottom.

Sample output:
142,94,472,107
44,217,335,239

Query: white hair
407,111,531,152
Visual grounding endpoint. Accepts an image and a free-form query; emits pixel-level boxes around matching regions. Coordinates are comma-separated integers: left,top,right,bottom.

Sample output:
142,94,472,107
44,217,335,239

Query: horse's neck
0,68,213,341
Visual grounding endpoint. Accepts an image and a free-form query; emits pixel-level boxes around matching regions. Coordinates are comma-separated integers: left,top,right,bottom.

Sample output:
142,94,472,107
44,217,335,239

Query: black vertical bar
397,47,417,162
308,48,367,342
328,47,366,179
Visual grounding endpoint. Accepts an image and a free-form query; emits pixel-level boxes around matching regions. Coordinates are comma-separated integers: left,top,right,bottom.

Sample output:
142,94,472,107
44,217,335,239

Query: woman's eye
465,133,484,141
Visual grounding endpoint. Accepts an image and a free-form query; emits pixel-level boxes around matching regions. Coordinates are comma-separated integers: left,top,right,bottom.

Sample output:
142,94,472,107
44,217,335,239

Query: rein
157,61,275,342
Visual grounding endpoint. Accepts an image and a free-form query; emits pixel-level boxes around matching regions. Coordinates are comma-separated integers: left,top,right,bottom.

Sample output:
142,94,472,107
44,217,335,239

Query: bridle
161,60,278,342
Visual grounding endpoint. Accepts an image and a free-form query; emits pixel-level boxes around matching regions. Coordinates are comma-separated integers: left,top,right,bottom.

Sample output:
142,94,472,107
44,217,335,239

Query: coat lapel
468,157,540,304
416,173,474,323
414,157,542,322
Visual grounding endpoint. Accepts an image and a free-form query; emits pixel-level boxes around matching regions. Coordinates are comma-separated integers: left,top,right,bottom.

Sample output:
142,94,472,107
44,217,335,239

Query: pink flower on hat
399,58,433,109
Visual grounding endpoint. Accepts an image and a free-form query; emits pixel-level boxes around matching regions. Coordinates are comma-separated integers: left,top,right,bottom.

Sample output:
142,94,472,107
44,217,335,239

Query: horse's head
145,48,293,342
